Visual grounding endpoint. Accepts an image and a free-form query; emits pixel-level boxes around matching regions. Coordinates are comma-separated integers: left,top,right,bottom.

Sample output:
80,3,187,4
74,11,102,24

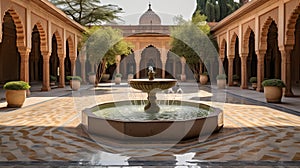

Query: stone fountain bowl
128,79,177,92
82,100,224,141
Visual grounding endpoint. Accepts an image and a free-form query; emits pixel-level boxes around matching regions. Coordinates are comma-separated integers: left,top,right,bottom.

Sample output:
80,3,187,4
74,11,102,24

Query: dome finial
148,2,152,11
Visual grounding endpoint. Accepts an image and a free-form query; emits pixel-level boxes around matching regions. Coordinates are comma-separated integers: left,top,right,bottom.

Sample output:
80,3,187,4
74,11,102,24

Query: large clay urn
6,90,26,108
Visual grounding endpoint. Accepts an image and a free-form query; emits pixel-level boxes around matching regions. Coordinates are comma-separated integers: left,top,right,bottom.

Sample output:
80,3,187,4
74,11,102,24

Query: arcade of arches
0,0,84,92
212,0,300,97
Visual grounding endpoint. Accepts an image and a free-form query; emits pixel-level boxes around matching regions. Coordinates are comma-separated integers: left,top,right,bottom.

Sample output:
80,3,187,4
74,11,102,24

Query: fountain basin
128,79,177,92
82,100,223,141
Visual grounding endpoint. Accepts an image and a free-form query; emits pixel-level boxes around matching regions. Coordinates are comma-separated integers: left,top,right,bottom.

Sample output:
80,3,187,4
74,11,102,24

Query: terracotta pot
70,80,81,91
101,74,110,82
264,86,283,103
252,83,257,89
200,75,208,85
89,74,96,84
128,74,134,80
115,77,121,85
5,90,27,108
217,79,226,89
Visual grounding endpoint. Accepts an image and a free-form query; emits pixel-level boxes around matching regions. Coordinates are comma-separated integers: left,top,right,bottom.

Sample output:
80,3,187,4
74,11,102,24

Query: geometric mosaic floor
0,85,300,167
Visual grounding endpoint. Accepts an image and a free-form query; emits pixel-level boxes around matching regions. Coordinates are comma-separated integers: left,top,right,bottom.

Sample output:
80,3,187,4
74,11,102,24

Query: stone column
80,59,86,84
41,52,51,91
280,46,294,97
256,50,266,92
228,56,234,86
71,58,76,76
240,53,248,89
219,57,224,74
134,50,141,79
161,48,168,79
115,55,121,74
181,57,186,81
19,47,31,83
58,55,65,88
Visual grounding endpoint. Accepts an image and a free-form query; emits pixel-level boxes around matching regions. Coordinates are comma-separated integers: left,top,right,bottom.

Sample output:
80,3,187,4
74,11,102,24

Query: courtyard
0,83,299,167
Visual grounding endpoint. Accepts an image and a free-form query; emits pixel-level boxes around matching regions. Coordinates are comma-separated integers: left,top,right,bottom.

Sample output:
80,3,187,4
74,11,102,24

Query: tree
49,0,122,26
171,12,216,77
194,0,240,22
85,26,132,84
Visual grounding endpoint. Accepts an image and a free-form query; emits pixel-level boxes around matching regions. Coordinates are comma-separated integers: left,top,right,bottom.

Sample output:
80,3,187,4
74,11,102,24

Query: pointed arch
66,36,75,59
3,9,25,50
33,22,47,52
53,31,63,57
243,26,254,53
220,38,227,59
260,17,276,50
286,3,300,46
229,33,238,56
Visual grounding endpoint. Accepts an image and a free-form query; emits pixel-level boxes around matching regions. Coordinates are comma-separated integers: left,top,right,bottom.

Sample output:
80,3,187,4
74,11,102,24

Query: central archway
29,25,43,83
140,45,162,78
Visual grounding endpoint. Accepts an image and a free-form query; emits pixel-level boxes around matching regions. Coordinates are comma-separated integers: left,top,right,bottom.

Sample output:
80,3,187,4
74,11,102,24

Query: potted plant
199,72,209,85
262,79,286,103
127,73,134,80
3,81,30,108
67,76,82,91
88,72,96,84
233,74,240,86
216,74,227,89
115,73,122,85
250,77,257,90
50,75,57,86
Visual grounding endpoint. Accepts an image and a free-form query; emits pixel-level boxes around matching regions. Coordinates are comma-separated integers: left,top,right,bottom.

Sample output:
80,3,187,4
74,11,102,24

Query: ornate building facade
0,0,84,92
212,0,300,96
105,4,191,81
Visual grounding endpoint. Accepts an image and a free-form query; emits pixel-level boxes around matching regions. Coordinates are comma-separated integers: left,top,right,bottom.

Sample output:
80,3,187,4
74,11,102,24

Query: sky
101,0,240,25
101,0,197,25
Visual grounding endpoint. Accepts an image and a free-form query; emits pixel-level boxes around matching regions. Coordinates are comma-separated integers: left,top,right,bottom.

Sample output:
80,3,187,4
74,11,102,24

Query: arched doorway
120,52,136,79
0,11,20,83
166,51,181,79
265,21,281,79
65,41,71,78
247,31,257,81
29,25,43,83
140,45,162,78
291,14,300,87
233,36,241,84
50,35,59,82
223,42,229,81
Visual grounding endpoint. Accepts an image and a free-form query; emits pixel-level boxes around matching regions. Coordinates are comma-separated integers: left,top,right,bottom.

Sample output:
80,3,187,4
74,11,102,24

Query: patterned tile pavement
0,83,300,167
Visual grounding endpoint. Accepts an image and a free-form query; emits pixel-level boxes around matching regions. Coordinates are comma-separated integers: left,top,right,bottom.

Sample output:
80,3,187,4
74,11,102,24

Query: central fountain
129,66,177,113
82,66,223,141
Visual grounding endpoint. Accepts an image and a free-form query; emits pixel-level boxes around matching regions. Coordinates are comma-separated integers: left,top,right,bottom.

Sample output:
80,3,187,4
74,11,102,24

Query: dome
139,4,161,25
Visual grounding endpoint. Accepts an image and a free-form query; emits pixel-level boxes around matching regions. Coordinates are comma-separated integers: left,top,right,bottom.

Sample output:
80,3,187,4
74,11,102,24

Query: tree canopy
170,12,217,75
194,0,241,22
49,0,122,26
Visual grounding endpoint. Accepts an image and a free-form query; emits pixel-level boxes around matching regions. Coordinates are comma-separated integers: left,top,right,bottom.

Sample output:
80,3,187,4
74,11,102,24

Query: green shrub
216,74,227,80
233,74,239,80
67,76,82,82
4,81,30,90
262,79,286,88
115,73,122,78
88,72,96,75
50,75,57,82
201,72,208,76
249,77,257,83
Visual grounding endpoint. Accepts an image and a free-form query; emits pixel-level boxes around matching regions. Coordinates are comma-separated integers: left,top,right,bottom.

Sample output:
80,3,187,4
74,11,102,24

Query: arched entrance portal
265,21,281,79
65,41,71,78
120,52,136,79
0,11,20,83
223,42,229,82
247,31,257,81
140,45,162,78
291,14,300,87
29,25,43,83
233,37,241,83
50,35,59,82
